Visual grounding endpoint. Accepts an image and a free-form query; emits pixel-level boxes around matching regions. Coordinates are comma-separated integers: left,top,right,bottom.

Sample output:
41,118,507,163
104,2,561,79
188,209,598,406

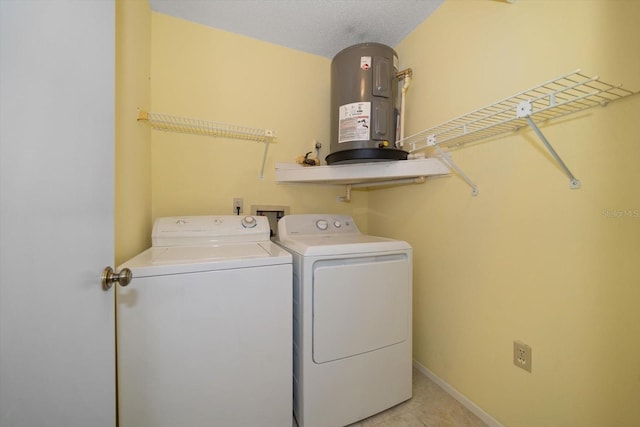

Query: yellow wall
117,1,640,425
115,0,152,265
370,1,640,426
149,13,368,228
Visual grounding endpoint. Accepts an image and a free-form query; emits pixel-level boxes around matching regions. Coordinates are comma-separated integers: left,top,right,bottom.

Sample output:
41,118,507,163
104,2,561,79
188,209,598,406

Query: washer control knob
333,220,342,228
316,219,329,230
241,215,257,228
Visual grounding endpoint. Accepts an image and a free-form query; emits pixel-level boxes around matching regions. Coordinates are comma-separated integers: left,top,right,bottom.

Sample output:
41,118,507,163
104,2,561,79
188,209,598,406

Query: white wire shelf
399,69,638,152
137,110,275,142
137,110,275,178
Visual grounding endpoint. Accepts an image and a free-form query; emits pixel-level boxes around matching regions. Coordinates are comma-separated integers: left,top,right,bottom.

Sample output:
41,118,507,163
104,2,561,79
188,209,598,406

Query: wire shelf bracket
434,145,478,196
137,110,276,179
517,102,581,189
399,69,638,191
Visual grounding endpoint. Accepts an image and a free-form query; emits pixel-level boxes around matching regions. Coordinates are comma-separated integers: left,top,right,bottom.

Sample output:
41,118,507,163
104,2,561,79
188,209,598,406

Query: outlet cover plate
233,197,243,214
513,341,532,372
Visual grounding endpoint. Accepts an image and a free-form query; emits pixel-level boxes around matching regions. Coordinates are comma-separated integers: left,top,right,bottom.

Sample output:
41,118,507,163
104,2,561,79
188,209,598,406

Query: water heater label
360,56,371,70
338,102,371,143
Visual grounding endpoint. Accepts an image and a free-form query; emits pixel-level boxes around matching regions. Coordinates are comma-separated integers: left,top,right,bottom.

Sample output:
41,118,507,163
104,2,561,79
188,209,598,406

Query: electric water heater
326,42,408,165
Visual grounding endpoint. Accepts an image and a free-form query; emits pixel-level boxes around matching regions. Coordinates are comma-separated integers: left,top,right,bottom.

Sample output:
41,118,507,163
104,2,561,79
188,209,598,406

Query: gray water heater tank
326,42,408,165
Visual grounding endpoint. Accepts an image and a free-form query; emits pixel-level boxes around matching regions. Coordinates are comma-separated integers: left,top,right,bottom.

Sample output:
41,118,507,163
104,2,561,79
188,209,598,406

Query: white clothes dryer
117,215,292,427
277,214,412,427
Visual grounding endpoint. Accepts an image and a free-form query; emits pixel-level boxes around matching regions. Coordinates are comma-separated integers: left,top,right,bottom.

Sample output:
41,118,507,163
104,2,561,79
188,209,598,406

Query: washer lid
118,241,291,277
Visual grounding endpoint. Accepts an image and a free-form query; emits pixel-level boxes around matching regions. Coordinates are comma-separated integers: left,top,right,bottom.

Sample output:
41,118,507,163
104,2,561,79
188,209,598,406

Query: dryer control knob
316,220,329,230
241,215,257,228
333,220,342,228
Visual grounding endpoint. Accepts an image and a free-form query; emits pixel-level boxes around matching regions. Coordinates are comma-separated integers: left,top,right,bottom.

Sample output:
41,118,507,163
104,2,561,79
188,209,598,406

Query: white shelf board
275,158,450,185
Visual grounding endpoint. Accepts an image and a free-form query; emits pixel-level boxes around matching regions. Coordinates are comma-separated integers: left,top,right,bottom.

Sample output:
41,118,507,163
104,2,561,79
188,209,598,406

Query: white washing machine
276,214,412,427
117,215,292,427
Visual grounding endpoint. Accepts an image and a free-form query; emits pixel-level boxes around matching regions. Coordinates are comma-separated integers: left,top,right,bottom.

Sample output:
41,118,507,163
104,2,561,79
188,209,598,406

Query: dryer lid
276,214,410,256
277,234,410,256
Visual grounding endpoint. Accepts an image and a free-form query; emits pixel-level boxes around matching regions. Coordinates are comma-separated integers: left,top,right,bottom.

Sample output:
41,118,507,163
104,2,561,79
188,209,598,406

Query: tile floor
293,367,487,427
347,368,487,426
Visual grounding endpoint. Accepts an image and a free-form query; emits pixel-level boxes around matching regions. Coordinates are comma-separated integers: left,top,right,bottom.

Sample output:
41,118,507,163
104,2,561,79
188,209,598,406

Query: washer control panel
278,214,360,239
152,215,270,246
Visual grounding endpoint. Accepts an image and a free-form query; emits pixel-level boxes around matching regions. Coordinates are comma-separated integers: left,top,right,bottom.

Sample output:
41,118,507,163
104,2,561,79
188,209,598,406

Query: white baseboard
413,360,504,427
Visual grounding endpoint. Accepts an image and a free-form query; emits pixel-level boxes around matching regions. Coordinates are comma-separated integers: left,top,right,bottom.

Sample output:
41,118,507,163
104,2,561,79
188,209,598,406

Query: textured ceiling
149,0,445,58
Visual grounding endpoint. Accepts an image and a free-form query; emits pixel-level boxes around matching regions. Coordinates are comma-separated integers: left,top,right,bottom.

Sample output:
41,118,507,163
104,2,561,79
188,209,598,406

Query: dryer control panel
277,214,360,239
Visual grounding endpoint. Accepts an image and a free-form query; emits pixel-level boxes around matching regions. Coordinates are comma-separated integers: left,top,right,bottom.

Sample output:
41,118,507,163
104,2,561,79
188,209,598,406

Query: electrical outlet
233,198,243,214
513,341,532,372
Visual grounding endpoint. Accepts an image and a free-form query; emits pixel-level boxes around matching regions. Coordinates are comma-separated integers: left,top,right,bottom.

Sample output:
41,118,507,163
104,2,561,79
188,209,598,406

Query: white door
0,1,116,426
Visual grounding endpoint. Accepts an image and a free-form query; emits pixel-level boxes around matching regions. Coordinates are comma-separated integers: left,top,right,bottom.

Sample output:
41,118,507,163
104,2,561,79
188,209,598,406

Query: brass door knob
101,266,132,291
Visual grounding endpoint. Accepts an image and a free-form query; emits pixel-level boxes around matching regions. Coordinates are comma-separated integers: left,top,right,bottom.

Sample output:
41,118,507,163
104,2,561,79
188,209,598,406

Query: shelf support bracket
434,146,478,196
338,184,352,203
258,132,274,180
517,101,581,189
